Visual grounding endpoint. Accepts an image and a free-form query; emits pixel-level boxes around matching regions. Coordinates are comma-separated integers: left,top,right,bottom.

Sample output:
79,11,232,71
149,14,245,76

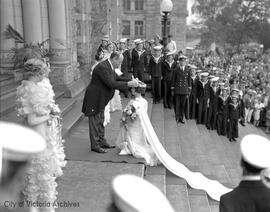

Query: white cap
178,55,187,60
111,174,175,212
119,38,127,43
241,134,270,169
196,69,202,73
211,77,219,82
0,122,46,161
231,88,239,93
189,64,197,69
166,51,174,56
134,39,143,45
153,45,163,51
201,72,209,77
208,75,215,79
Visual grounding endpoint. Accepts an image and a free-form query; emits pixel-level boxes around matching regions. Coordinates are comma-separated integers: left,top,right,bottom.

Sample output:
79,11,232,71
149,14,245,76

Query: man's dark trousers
88,110,106,149
174,94,188,121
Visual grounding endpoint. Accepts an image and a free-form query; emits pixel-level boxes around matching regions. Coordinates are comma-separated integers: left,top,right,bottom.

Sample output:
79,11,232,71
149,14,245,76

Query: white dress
116,96,159,166
116,95,232,201
16,79,66,208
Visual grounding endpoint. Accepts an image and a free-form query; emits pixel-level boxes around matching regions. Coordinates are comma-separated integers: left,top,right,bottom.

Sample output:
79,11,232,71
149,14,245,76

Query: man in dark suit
82,52,139,153
220,134,270,212
171,55,191,124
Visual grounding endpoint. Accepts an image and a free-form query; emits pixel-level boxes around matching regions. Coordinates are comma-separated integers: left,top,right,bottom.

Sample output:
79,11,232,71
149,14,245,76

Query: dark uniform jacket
197,80,210,101
220,180,270,212
131,49,148,78
149,56,163,77
217,96,229,115
82,60,129,116
228,102,241,120
161,60,177,81
171,65,191,95
121,49,132,75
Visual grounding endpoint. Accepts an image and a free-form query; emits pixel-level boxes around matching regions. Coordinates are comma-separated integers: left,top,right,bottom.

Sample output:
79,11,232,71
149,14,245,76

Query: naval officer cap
208,75,215,79
111,174,175,212
241,134,270,169
0,122,46,162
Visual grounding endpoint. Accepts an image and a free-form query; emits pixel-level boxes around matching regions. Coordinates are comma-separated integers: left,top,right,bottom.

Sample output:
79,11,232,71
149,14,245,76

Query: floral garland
120,103,138,129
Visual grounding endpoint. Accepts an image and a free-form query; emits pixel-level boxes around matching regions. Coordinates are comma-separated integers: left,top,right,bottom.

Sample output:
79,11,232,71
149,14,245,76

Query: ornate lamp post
160,0,173,48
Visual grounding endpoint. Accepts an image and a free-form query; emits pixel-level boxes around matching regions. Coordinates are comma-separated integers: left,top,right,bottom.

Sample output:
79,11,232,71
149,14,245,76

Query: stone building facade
0,0,187,97
0,0,112,96
108,0,188,51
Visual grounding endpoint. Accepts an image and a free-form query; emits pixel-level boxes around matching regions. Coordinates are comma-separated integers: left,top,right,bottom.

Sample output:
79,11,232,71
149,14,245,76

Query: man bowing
82,52,139,153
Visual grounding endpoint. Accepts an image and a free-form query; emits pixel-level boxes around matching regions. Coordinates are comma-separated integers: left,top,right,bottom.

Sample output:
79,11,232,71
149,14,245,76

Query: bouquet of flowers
120,103,138,128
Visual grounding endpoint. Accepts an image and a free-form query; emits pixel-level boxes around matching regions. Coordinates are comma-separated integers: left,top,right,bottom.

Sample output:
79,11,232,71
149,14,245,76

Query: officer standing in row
171,55,191,124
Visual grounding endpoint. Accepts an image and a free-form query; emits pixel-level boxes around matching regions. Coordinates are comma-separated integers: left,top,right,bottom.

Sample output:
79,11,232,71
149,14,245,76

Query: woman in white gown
116,80,232,201
116,81,159,166
16,58,66,212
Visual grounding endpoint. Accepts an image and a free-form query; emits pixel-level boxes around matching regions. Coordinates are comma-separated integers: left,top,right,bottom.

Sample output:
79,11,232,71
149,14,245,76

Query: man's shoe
179,119,185,124
232,138,237,142
92,147,107,153
100,143,116,149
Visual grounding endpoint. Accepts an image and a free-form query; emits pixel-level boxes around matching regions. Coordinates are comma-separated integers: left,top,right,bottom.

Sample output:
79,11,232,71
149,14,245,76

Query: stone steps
143,101,166,197
164,108,191,212
0,74,14,87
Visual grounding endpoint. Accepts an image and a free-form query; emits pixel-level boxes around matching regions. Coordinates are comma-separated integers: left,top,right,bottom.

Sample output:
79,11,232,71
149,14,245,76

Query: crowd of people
92,34,270,142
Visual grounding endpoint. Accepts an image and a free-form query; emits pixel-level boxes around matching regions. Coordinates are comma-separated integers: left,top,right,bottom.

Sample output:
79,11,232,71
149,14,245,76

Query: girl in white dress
16,59,66,212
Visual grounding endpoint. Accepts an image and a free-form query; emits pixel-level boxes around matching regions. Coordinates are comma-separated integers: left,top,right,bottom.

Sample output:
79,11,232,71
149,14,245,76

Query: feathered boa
16,79,60,117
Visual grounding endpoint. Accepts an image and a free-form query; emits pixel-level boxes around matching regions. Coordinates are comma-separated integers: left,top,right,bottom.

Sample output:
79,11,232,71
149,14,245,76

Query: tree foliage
192,0,270,50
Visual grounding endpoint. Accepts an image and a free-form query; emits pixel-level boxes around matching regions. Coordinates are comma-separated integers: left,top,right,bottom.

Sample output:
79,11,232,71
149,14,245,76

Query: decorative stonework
49,62,80,88
50,48,71,63
0,51,15,67
90,0,109,64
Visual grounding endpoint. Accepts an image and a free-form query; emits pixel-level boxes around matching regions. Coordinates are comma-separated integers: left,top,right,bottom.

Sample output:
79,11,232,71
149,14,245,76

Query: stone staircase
0,73,86,139
143,99,255,212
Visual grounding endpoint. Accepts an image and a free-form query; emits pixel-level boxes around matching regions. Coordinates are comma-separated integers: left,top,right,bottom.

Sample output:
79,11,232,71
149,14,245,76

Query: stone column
48,0,69,64
48,0,82,97
0,0,15,69
22,0,42,43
